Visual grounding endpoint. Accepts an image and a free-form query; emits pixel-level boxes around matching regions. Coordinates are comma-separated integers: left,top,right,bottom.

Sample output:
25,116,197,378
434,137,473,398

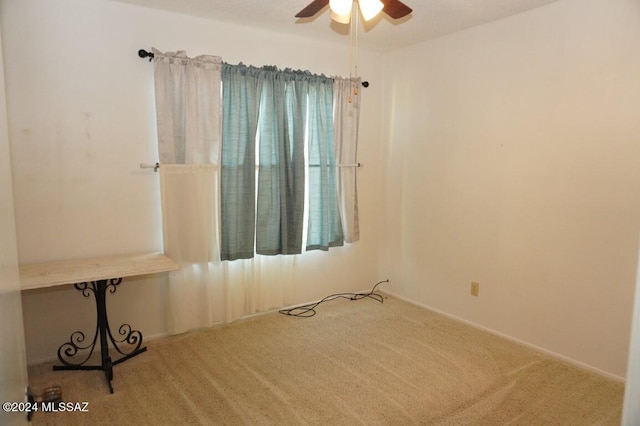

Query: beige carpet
28,294,623,425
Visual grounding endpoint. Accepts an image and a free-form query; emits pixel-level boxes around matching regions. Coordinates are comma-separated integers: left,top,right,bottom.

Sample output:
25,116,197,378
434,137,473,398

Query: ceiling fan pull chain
348,1,354,103
348,1,362,103
354,6,359,97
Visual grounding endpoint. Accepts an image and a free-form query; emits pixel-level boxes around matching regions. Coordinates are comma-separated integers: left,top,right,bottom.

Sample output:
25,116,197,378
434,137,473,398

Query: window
220,64,343,261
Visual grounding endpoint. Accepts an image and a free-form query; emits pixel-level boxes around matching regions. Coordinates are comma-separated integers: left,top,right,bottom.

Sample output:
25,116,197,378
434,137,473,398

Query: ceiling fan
295,0,412,23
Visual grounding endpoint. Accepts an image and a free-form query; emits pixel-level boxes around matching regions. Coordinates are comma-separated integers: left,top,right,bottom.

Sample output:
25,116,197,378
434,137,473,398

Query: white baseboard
381,289,626,383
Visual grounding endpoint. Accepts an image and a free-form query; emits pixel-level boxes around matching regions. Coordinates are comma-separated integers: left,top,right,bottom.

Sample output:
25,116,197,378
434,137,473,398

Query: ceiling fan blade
295,0,330,18
381,0,413,19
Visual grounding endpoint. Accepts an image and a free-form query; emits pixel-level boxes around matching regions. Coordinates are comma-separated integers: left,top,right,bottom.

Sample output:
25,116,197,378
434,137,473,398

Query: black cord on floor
278,279,389,318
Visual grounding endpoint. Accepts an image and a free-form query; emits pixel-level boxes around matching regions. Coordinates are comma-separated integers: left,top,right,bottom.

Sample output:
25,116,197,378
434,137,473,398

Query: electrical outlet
471,281,479,297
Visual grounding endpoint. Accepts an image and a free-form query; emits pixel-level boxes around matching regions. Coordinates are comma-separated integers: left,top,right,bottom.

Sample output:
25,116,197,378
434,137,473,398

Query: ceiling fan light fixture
329,0,352,17
358,0,384,21
329,9,351,24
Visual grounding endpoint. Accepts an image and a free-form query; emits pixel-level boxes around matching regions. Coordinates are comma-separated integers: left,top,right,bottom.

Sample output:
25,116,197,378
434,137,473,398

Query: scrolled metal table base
53,278,147,393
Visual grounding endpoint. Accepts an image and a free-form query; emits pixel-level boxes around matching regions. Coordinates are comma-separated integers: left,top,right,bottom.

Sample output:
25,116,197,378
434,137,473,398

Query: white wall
1,0,384,364
0,19,29,425
380,0,640,379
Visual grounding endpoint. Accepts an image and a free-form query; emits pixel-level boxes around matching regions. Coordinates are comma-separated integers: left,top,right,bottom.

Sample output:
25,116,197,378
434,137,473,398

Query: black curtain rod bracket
137,48,368,87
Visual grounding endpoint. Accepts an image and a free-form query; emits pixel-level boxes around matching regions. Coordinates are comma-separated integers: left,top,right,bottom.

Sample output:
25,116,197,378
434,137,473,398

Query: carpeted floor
27,294,624,425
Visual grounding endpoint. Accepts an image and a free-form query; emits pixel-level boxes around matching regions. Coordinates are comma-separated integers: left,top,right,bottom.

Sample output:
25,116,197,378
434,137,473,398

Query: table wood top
19,252,180,291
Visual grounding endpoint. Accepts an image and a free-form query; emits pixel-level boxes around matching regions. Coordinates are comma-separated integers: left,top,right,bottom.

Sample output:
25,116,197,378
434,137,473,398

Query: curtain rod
137,49,370,88
140,162,362,172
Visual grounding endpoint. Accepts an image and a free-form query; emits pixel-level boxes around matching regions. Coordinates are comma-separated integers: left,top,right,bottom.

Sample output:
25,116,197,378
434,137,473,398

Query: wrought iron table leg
53,278,146,393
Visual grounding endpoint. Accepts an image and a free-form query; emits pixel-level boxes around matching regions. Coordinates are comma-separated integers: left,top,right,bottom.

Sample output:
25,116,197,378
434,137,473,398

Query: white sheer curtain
153,49,295,334
333,77,361,243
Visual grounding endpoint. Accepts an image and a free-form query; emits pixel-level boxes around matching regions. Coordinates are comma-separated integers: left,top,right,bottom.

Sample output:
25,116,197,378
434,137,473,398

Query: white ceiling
111,0,560,52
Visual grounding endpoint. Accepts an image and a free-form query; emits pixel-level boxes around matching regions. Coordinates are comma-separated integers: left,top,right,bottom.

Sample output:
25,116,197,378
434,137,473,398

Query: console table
20,252,180,393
